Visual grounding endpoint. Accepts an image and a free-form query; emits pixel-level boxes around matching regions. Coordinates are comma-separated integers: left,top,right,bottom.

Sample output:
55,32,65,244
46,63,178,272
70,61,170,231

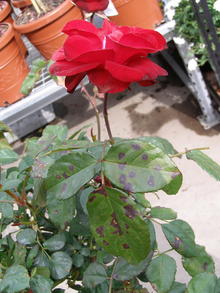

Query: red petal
64,35,93,60
62,20,97,36
52,48,65,61
65,73,87,93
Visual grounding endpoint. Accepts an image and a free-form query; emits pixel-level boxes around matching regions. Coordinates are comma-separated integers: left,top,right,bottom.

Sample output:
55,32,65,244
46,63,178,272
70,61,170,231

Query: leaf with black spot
182,245,215,277
46,152,100,200
162,220,197,257
27,132,57,158
87,186,151,265
47,192,76,229
146,254,177,293
33,156,55,179
103,139,182,195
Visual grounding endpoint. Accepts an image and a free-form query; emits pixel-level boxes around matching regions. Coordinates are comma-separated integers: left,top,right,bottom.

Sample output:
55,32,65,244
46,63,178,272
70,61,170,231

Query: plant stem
103,93,114,144
80,82,101,140
153,248,174,258
109,257,119,293
101,140,111,185
0,184,24,205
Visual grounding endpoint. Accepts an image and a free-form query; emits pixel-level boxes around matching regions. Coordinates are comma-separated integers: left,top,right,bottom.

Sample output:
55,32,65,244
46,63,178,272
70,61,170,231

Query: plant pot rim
0,1,11,22
0,22,14,50
10,0,31,9
13,0,76,34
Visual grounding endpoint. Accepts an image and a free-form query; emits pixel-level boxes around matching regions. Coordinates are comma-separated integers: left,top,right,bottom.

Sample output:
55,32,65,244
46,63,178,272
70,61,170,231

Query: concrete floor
12,54,220,291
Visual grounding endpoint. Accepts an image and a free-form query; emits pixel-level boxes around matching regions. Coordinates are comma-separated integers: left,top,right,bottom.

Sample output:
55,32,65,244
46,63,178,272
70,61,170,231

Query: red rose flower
49,20,168,94
73,0,109,12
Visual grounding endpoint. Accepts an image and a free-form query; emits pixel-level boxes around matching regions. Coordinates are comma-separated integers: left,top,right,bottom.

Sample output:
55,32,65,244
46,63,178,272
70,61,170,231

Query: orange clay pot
10,0,31,9
13,0,83,60
109,0,163,29
0,1,28,57
0,23,29,106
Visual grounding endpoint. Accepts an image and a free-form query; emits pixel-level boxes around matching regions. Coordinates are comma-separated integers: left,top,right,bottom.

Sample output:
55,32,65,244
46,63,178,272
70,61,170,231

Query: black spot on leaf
62,142,67,145
169,171,180,178
122,244,130,249
89,195,97,203
96,225,104,238
55,209,59,215
173,235,184,250
131,144,140,151
142,154,148,161
124,205,138,220
119,195,128,202
98,186,108,197
68,164,74,171
39,140,46,144
56,174,61,179
147,175,155,187
119,174,126,184
155,165,161,171
103,240,109,246
62,183,67,194
129,171,136,178
125,223,130,230
118,152,126,160
123,183,134,193
202,262,208,271
62,172,70,179
118,163,126,170
110,212,123,236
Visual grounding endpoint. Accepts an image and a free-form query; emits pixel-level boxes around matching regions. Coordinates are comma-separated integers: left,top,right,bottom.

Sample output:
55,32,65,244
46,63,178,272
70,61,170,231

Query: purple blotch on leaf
129,171,136,178
68,164,74,171
62,183,67,194
56,174,61,179
173,236,184,250
147,175,155,187
39,140,46,144
122,243,130,249
142,154,148,161
124,204,138,220
118,152,126,160
62,172,70,179
110,212,123,236
131,144,141,151
96,225,104,238
119,174,126,184
123,183,134,193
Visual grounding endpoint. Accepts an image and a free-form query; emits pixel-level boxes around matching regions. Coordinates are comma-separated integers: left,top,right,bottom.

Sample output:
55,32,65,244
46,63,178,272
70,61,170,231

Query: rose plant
0,11,220,293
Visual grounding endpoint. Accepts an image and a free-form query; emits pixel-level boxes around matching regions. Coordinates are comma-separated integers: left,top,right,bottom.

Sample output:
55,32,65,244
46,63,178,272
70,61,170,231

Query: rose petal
65,73,87,93
62,20,97,36
74,49,114,64
52,48,65,61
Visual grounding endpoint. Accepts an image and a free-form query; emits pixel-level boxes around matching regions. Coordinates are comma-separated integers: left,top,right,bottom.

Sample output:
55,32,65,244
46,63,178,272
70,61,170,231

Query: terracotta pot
13,0,83,60
109,0,163,29
0,0,28,57
0,23,29,106
10,0,31,9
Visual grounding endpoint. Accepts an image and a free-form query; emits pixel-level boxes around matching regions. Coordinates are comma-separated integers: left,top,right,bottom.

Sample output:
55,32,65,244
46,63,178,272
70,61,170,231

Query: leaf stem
80,82,101,140
103,93,114,144
153,248,174,258
109,257,119,293
170,147,209,158
101,140,111,185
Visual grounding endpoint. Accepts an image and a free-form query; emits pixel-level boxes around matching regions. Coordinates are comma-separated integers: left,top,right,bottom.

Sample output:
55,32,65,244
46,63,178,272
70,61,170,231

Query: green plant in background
174,0,220,66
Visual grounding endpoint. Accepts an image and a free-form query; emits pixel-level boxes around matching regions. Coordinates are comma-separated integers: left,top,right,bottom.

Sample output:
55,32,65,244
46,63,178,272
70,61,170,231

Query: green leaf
52,139,103,152
0,121,13,134
2,202,13,218
69,217,91,237
103,139,182,194
187,272,217,293
146,219,157,251
30,274,53,293
33,178,47,207
182,245,215,277
20,72,38,95
186,150,220,181
162,219,197,257
69,123,93,139
32,266,50,278
0,132,12,150
18,156,34,172
43,234,66,252
33,251,50,269
73,254,84,268
146,254,177,293
168,282,186,293
0,265,30,293
113,253,153,281
162,174,183,195
1,179,22,191
132,192,151,208
47,192,76,228
214,278,220,293
17,228,37,245
87,186,151,265
0,149,19,165
79,186,95,215
49,251,72,280
46,152,99,200
27,132,57,158
150,206,177,220
82,262,108,288
13,243,27,265
43,124,68,142
26,245,39,269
